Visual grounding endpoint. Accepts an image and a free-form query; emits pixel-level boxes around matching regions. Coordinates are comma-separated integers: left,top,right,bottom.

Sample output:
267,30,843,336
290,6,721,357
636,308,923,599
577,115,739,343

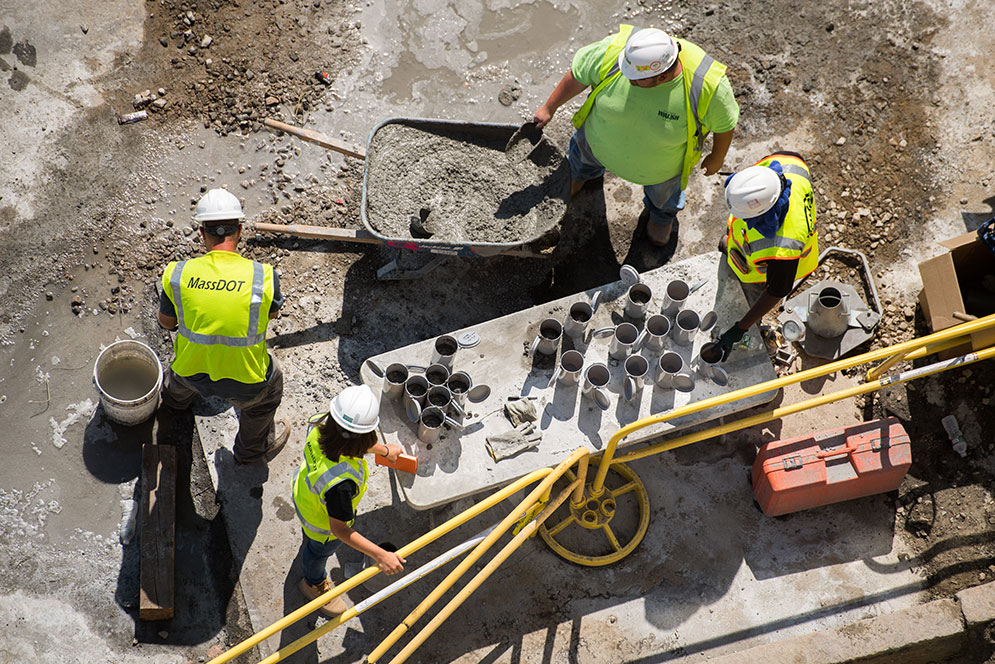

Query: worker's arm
328,518,405,575
701,129,734,175
735,291,780,331
534,71,588,129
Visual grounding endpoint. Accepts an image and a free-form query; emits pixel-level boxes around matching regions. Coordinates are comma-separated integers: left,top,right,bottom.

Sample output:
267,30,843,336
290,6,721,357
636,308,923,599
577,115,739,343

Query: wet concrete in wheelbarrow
364,121,570,244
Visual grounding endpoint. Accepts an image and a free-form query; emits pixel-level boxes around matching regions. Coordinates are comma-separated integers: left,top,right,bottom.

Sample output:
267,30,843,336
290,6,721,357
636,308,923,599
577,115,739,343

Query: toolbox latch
783,456,803,471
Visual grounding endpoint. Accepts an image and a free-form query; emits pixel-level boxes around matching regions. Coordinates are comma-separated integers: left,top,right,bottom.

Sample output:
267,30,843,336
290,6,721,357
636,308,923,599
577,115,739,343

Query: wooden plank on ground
140,443,176,621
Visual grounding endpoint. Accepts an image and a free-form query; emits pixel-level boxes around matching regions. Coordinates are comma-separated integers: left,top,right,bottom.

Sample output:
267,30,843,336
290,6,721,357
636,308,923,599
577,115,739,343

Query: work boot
298,577,348,617
235,420,291,465
569,178,587,198
264,419,291,462
646,219,673,247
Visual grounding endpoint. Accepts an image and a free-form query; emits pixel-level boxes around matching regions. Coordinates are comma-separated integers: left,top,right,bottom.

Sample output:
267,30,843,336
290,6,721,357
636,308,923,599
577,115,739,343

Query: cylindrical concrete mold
431,335,459,370
661,279,689,316
530,318,563,356
383,362,409,399
552,350,585,387
673,310,701,346
93,340,163,426
623,354,649,399
654,351,684,389
636,314,671,352
609,322,639,360
623,283,653,319
563,301,594,339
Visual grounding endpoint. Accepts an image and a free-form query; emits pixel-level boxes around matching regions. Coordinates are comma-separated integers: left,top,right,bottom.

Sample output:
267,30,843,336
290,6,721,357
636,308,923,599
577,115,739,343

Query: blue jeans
567,126,686,227
301,532,341,586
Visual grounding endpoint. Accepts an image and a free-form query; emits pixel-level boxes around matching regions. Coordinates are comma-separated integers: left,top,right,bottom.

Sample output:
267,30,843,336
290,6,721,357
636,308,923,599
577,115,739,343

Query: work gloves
504,397,539,427
716,325,746,361
486,423,543,462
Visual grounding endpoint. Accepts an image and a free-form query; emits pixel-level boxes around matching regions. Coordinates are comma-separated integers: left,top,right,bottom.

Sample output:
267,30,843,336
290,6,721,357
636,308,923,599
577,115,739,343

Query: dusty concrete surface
3,0,995,663
364,121,569,243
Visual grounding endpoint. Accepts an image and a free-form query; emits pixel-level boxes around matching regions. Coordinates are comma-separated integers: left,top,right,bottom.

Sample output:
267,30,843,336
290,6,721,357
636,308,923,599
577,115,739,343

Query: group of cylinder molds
528,267,730,411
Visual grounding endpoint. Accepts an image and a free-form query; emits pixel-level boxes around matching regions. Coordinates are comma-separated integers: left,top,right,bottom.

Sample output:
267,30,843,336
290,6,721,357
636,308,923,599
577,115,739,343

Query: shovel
504,122,544,163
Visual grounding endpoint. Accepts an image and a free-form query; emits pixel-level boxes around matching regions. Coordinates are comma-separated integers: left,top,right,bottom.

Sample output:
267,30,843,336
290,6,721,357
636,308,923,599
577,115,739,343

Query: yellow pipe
367,448,590,664
389,477,581,664
571,454,590,507
866,347,913,381
211,465,560,664
613,344,995,464
590,313,995,493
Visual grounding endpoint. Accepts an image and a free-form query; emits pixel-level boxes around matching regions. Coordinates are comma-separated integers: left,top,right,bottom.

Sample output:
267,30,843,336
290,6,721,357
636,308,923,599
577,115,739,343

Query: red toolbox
752,418,912,517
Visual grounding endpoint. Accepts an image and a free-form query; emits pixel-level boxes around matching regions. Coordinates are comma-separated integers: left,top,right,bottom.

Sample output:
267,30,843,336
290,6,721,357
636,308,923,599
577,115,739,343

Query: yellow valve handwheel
539,462,650,566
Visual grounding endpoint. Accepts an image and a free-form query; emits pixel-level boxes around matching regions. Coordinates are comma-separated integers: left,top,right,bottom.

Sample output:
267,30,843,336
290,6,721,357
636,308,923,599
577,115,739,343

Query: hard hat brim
618,51,662,81
195,211,246,222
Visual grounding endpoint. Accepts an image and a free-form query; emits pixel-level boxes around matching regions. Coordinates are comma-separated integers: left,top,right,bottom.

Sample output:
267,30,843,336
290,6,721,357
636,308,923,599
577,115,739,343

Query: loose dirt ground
2,0,995,662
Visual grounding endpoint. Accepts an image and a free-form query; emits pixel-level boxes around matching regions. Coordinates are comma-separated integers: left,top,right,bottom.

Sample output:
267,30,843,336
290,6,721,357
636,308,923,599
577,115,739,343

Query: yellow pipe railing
210,460,574,664
590,313,995,495
613,343,995,463
367,447,590,663
389,473,583,664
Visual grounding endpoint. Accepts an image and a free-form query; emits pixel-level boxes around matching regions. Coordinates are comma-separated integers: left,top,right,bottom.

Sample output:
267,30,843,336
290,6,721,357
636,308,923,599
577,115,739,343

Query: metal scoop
504,122,543,163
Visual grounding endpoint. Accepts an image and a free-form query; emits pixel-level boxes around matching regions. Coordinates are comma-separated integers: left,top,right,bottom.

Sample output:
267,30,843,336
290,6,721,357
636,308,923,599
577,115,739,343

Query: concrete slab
361,253,779,509
957,580,995,628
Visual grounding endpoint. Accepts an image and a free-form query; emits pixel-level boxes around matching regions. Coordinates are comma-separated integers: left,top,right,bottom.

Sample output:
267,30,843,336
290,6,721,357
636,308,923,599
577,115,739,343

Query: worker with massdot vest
157,188,290,465
715,152,819,360
534,25,739,247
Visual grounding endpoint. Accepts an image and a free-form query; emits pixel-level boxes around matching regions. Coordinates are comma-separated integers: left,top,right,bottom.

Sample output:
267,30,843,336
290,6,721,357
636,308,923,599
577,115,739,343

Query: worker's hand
383,443,402,463
716,324,746,361
700,152,725,176
375,550,405,576
533,105,553,130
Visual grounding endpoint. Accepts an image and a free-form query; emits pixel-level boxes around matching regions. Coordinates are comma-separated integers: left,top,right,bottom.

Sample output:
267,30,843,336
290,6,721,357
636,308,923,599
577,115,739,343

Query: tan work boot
264,419,291,462
647,220,673,247
298,577,347,617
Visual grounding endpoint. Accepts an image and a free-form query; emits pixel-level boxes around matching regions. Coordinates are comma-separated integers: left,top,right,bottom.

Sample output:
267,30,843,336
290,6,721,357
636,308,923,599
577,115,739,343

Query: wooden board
140,443,176,621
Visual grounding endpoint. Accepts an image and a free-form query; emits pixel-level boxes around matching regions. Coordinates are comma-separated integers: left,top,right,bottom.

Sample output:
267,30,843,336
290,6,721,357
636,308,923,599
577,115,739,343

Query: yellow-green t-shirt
571,35,740,185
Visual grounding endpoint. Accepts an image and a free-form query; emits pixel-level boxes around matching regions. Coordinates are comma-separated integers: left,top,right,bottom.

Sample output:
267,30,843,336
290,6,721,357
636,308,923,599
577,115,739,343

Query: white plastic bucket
93,340,163,426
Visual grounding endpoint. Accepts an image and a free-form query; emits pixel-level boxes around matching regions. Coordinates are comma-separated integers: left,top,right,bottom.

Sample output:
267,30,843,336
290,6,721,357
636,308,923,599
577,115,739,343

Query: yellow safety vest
293,414,369,542
571,25,728,189
161,251,274,383
725,153,819,284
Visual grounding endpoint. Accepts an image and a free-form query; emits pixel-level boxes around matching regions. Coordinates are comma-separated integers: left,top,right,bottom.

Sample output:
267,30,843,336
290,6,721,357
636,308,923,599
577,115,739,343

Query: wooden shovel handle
262,118,366,160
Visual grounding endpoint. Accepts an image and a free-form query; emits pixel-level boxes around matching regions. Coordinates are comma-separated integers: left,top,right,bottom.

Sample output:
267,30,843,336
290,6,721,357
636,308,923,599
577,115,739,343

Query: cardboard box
918,230,995,358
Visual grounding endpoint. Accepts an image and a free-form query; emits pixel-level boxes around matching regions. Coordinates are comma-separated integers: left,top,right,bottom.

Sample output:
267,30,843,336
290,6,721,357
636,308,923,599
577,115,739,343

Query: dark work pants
161,356,284,463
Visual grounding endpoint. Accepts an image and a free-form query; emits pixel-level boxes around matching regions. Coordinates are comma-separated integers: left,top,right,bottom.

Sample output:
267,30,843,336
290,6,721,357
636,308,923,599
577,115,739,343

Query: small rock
835,137,846,146
152,98,167,110
80,24,88,34
200,35,212,49
497,84,522,106
265,96,280,106
45,291,54,300
158,630,168,639
158,87,166,96
240,180,250,189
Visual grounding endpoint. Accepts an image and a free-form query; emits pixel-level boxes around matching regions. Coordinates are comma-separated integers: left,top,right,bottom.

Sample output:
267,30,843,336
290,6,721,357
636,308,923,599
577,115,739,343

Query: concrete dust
365,122,570,243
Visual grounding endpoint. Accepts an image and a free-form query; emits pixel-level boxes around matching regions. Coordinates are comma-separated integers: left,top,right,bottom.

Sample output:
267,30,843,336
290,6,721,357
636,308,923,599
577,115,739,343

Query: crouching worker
716,152,818,360
293,384,406,616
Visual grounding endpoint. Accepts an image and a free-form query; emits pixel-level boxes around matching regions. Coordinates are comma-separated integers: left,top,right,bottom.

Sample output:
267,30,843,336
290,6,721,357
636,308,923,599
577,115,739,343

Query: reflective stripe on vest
170,260,267,347
726,153,819,284
676,39,727,190
687,53,716,151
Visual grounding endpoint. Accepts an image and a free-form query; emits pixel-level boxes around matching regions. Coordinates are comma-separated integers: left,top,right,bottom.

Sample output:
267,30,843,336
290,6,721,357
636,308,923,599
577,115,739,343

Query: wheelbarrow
259,117,568,279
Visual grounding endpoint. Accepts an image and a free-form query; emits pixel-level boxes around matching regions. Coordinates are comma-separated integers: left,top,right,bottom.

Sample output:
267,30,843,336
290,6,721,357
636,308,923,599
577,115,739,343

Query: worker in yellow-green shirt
534,26,739,247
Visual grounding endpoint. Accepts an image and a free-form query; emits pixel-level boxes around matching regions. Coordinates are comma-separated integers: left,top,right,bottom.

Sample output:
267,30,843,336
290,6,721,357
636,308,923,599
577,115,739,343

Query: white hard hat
618,28,679,81
329,385,380,434
194,188,245,223
724,166,783,219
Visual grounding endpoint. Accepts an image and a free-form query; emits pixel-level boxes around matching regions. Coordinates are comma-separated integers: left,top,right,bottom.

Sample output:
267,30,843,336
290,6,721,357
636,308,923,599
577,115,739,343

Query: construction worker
293,385,406,616
534,25,739,247
715,152,818,360
157,188,290,464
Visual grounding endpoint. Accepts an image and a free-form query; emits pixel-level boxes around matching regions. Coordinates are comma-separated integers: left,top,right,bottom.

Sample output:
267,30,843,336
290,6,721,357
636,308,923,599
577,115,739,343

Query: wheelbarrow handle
263,118,366,160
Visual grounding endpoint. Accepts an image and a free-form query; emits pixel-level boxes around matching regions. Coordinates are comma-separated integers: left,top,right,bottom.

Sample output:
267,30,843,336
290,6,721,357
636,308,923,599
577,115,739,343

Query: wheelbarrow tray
360,117,570,257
